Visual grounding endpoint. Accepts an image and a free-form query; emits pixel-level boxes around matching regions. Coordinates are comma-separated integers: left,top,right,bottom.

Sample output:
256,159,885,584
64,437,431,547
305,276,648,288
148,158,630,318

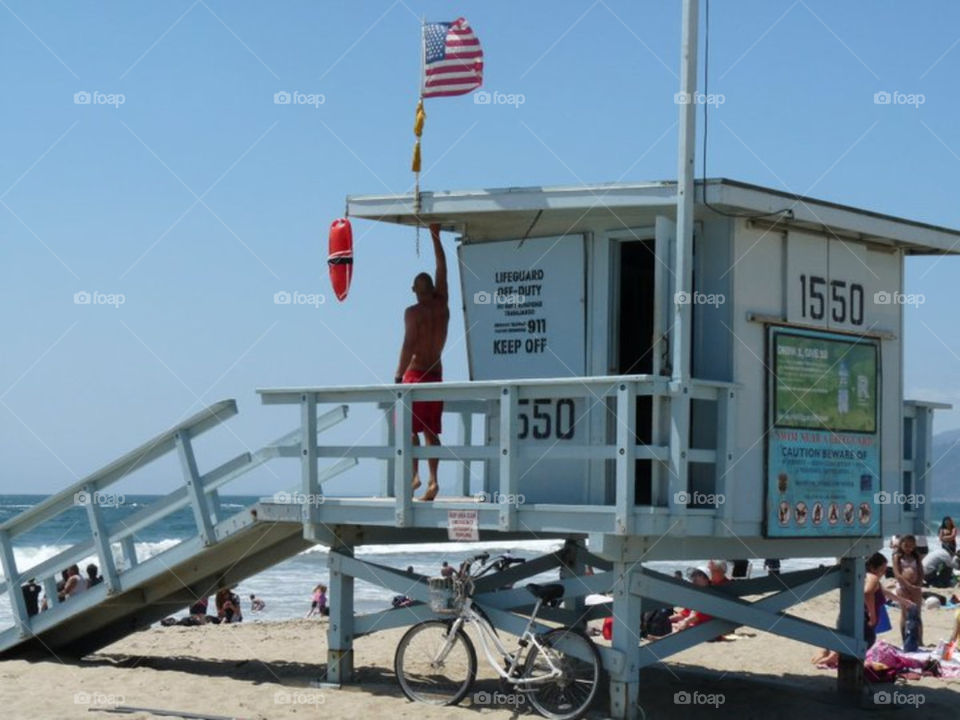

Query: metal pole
668,0,699,514
673,0,698,384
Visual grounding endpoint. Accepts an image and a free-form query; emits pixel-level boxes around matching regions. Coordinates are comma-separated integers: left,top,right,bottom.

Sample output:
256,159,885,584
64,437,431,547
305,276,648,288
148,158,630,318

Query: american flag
421,17,483,98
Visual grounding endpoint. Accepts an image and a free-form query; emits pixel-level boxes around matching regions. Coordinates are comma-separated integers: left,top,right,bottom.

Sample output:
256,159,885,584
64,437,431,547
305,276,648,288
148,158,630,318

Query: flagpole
414,16,426,256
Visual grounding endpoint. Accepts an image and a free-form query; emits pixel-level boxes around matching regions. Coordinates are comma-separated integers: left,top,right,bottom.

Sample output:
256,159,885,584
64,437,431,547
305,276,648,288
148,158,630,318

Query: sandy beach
2,589,958,719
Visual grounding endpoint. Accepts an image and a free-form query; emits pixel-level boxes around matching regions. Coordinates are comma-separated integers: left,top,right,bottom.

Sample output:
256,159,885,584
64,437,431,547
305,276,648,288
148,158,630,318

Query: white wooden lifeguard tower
0,3,954,718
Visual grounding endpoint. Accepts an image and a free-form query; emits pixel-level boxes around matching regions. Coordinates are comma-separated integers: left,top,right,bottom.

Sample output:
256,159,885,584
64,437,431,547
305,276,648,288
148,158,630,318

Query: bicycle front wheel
523,627,601,720
394,620,477,706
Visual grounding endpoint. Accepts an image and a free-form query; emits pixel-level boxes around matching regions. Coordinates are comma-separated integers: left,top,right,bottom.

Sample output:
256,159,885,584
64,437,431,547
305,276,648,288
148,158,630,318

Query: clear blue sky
2,1,959,495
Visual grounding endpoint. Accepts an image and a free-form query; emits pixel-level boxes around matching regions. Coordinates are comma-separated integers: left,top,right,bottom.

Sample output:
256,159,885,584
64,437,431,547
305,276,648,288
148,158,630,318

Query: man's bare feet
411,475,421,492
420,481,439,502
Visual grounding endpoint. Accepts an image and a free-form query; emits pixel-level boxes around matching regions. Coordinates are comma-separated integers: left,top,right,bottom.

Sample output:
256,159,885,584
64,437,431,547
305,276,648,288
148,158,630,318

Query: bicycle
394,552,602,720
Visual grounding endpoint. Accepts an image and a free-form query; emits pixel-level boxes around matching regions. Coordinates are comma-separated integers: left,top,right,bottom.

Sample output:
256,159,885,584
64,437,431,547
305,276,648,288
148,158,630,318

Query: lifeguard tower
0,2,954,718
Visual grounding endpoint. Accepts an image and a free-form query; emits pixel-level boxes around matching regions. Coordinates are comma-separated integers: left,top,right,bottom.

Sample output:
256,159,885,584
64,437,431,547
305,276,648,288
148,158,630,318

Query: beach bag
874,602,892,634
642,608,673,637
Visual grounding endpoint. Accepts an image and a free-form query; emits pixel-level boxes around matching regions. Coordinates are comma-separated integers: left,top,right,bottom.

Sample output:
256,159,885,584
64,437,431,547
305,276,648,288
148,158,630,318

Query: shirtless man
395,223,449,501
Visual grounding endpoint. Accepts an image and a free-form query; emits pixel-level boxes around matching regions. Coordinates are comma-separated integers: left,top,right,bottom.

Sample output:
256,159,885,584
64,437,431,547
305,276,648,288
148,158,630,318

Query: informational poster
459,236,587,503
766,327,881,537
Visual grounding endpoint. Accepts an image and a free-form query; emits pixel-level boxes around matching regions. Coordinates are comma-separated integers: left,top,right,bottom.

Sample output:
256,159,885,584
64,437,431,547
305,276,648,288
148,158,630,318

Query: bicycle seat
526,583,565,604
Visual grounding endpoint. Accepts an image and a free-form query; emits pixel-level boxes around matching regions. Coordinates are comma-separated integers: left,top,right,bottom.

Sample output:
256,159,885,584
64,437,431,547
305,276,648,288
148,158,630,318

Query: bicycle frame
445,595,564,686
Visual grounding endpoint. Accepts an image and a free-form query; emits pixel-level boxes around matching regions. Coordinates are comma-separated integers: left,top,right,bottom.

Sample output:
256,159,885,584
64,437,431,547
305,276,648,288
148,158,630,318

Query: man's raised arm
431,223,447,300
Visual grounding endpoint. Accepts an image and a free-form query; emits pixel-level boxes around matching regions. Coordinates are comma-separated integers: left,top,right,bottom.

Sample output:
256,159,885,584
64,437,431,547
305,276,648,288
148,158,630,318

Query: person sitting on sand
707,560,731,586
62,564,87,599
86,563,102,587
923,542,959,587
216,587,242,623
893,535,924,646
250,594,265,612
305,583,328,618
670,569,713,631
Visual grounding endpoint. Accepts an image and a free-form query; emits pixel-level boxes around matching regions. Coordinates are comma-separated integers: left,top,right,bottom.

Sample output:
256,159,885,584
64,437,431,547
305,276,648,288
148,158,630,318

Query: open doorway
617,240,656,505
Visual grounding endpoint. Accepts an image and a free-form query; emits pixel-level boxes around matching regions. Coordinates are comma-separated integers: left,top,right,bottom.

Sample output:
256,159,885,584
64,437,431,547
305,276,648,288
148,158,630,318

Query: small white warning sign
447,509,479,541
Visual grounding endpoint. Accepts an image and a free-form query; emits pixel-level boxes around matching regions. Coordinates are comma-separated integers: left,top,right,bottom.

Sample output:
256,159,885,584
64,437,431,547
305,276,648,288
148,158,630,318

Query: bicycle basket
428,576,458,614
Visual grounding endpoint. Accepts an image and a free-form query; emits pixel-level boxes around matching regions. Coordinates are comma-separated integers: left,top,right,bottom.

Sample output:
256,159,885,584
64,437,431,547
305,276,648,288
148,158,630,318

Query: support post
457,411,472,497
176,430,216,546
715,387,736,531
559,540,587,624
300,393,319,540
609,562,642,720
498,386,517,531
837,556,865,695
394,388,413,526
669,0,699,515
326,546,355,685
0,529,30,637
615,382,637,535
121,535,139,569
82,484,120,592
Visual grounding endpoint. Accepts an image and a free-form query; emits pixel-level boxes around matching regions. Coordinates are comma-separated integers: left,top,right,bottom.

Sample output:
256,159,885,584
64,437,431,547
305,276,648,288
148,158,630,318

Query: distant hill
932,428,960,501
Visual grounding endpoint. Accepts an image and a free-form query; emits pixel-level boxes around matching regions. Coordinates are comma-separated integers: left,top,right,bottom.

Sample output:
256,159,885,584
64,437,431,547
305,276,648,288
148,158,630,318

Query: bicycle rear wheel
522,627,601,720
395,620,477,706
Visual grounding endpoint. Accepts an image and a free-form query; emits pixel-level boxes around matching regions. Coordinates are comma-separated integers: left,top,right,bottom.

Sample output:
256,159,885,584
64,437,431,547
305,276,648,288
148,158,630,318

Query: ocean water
1,495,957,632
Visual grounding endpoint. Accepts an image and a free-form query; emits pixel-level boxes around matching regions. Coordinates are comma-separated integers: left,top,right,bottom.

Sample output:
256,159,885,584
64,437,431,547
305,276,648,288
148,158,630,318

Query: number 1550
799,275,864,325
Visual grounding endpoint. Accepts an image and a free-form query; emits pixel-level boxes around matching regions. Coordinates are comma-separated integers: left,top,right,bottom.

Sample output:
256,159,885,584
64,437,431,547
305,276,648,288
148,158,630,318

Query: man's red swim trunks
401,369,443,435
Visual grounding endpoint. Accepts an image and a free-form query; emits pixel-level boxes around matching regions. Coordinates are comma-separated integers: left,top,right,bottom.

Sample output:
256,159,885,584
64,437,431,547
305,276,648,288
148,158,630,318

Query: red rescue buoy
328,218,353,301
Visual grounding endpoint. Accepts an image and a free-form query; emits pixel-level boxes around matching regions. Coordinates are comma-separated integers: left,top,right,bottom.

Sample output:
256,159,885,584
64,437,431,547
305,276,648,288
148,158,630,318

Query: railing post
0,529,31,637
81,484,120,592
208,489,223,524
716,388,736,532
176,430,216,547
615,382,637,535
121,535,139,569
458,411,472,497
394,388,412,526
42,576,58,610
300,393,319,540
498,386,517,531
484,400,497,498
382,402,397,497
668,383,690,514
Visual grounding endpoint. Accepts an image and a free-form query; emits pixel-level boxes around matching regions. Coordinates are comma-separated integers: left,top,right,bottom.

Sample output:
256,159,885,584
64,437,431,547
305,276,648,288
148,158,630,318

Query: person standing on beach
394,223,449,502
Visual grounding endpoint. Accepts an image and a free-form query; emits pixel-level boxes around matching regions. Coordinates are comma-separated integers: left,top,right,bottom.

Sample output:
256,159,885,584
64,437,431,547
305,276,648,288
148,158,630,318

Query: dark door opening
618,241,656,505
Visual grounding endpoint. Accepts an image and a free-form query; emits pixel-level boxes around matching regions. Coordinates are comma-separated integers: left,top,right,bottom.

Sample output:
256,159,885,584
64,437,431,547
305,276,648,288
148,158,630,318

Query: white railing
258,375,737,535
0,400,351,638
